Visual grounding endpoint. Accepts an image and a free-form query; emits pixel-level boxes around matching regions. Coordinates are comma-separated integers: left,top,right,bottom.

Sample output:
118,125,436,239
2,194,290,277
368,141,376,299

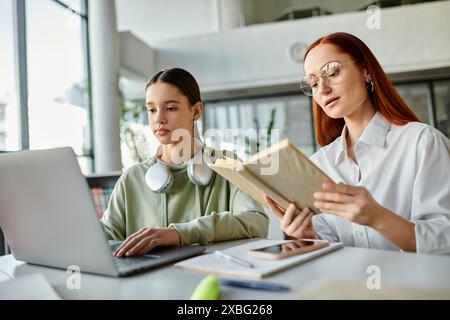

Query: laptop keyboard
112,254,160,269
110,244,161,268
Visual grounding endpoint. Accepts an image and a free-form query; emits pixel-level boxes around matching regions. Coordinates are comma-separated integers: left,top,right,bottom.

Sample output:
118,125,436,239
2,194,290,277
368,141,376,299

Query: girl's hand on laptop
114,227,182,257
264,195,318,240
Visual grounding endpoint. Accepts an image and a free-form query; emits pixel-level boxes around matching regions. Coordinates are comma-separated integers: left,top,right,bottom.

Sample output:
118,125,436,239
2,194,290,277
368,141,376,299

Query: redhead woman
265,32,450,254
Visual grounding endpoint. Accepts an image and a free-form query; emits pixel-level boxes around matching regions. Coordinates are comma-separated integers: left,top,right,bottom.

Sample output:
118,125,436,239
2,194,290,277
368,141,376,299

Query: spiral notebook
174,239,343,279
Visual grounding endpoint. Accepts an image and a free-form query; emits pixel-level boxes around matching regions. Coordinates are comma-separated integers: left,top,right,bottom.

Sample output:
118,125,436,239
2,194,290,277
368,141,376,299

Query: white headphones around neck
144,140,214,193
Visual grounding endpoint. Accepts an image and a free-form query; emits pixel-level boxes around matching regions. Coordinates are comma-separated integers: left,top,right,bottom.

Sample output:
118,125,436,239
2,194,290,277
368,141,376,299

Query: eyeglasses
299,60,357,96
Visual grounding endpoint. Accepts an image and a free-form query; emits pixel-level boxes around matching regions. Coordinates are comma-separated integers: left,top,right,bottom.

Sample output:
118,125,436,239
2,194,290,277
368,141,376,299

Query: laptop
0,147,206,277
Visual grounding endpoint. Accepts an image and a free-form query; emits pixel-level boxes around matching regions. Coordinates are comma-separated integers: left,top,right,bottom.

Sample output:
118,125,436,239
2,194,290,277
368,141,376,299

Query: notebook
174,239,343,279
208,139,333,213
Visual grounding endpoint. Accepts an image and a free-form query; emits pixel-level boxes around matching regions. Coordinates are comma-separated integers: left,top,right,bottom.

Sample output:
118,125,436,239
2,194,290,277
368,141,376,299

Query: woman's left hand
313,182,386,228
114,227,182,257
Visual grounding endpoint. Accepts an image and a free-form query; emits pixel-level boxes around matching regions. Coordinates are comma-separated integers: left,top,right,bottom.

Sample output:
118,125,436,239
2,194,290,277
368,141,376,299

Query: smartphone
248,239,329,260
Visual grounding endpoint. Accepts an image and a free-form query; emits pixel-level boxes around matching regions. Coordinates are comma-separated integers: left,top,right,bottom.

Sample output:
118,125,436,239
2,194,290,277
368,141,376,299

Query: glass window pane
0,0,20,151
434,80,450,137
282,97,314,155
395,83,430,124
56,0,84,15
119,94,154,169
204,94,314,160
26,0,91,173
228,105,240,129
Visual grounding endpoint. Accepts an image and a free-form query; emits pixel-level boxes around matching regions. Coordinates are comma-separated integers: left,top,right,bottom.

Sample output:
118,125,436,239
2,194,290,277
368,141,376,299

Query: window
119,92,155,169
58,0,84,14
0,0,20,151
395,83,431,124
204,78,449,160
395,80,450,137
26,0,92,173
204,94,315,160
434,80,450,137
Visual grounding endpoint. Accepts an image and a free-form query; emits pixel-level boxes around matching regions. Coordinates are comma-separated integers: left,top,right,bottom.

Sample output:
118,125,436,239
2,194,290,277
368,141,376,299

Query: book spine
90,187,113,219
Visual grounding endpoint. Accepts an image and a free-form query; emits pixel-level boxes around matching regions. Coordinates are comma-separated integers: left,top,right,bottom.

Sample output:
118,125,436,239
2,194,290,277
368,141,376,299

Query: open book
208,139,333,214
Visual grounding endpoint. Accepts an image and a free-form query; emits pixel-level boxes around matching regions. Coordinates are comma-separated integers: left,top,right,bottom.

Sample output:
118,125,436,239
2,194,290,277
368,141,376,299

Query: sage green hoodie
101,157,269,245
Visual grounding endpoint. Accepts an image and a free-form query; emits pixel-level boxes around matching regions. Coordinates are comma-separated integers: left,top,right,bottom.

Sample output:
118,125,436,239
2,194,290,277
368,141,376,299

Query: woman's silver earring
366,80,374,93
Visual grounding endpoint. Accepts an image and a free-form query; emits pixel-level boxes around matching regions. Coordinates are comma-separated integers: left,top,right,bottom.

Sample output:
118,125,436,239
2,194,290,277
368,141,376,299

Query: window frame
203,76,450,155
4,0,93,168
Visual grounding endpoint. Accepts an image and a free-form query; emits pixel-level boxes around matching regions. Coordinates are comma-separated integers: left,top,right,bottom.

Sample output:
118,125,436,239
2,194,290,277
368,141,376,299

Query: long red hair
305,32,419,146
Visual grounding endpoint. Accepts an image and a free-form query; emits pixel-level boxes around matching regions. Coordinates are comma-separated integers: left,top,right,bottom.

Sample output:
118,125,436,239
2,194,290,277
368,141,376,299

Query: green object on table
190,275,220,300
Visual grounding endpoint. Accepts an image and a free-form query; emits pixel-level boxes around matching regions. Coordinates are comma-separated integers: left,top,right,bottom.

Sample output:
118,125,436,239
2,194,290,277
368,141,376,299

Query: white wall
116,0,219,45
119,31,156,99
116,0,376,40
150,1,450,93
119,31,155,80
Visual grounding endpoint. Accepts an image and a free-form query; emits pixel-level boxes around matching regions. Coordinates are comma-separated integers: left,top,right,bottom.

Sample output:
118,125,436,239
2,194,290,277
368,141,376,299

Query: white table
1,239,450,299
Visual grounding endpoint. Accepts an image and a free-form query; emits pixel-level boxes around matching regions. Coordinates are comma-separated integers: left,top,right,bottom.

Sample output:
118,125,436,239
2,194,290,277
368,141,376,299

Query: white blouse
310,112,450,254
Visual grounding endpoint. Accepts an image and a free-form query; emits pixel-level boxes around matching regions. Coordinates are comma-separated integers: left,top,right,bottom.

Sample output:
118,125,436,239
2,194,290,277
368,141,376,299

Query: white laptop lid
0,147,118,276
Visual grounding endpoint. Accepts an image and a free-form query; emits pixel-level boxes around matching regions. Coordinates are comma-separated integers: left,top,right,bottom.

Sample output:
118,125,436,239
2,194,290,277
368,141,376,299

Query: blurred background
1,0,449,173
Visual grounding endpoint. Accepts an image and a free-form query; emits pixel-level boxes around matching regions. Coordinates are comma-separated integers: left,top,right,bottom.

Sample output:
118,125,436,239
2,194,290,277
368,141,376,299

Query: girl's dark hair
145,68,201,105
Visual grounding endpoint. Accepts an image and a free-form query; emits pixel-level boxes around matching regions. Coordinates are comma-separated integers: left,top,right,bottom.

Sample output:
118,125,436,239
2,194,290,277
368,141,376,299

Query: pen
220,278,290,292
214,250,255,269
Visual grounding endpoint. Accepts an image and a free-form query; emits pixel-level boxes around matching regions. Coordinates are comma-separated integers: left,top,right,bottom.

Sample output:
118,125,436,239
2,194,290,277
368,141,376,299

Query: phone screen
253,240,317,254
